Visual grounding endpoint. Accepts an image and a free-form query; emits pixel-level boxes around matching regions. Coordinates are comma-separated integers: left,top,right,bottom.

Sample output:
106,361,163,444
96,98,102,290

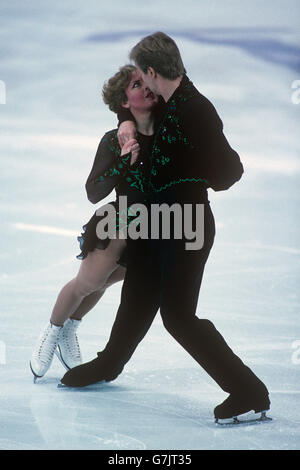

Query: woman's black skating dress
77,129,154,267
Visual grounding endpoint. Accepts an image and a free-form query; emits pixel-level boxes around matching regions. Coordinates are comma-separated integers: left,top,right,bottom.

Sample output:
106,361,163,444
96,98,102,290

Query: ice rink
0,0,300,450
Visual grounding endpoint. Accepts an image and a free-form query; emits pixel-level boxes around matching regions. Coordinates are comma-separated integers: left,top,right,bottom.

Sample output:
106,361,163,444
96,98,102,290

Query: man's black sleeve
117,96,166,127
180,96,244,191
85,135,132,203
117,107,135,125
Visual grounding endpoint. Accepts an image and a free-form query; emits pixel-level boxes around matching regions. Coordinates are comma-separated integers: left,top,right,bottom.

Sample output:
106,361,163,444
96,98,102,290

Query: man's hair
129,31,186,80
102,64,136,114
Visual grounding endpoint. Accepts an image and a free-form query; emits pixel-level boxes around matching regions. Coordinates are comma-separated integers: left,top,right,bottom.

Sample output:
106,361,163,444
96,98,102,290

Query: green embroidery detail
96,130,147,192
103,132,121,157
147,78,205,192
98,83,208,198
149,177,209,193
115,204,144,231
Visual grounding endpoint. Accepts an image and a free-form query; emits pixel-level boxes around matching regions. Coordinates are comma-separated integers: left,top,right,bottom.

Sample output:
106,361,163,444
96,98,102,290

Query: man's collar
166,74,191,105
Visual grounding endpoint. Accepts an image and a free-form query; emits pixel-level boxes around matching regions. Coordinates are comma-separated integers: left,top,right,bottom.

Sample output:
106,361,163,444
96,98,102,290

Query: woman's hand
121,138,140,165
118,121,137,147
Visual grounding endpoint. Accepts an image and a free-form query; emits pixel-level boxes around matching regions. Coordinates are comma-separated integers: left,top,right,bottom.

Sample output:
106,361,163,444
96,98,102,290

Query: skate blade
54,349,71,371
57,382,80,389
30,361,43,383
57,383,68,388
57,380,106,389
215,411,272,426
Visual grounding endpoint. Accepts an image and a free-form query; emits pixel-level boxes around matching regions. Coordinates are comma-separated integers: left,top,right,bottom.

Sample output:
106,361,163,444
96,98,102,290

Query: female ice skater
30,64,158,380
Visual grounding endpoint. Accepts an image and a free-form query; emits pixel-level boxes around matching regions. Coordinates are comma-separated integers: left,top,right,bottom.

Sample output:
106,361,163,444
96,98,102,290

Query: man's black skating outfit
61,75,270,421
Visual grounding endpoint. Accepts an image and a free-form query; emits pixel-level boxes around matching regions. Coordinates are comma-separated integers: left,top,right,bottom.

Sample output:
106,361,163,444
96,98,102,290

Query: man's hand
121,138,140,165
118,120,137,147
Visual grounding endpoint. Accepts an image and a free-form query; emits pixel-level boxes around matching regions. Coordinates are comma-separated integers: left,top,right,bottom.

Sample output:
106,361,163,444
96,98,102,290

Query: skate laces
60,322,81,360
35,325,60,365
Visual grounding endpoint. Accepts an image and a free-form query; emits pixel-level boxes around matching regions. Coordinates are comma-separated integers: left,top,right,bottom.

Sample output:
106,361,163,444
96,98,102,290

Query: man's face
138,68,158,95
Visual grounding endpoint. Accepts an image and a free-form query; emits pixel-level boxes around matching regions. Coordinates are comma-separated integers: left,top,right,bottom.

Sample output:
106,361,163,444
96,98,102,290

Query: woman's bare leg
70,265,126,321
104,265,127,287
50,239,126,326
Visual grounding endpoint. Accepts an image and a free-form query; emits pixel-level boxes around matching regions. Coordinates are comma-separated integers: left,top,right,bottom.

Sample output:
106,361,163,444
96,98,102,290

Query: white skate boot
30,322,62,381
55,318,82,370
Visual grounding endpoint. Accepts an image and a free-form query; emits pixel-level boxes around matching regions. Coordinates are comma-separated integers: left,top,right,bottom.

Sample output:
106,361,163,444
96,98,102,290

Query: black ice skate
60,353,122,388
214,392,271,425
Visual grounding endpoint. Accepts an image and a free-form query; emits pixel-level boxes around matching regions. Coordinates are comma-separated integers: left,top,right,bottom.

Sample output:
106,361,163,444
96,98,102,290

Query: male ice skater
61,32,270,422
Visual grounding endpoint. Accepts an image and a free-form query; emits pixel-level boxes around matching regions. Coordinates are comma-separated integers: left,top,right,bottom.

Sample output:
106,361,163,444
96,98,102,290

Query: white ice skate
55,318,82,371
30,322,62,382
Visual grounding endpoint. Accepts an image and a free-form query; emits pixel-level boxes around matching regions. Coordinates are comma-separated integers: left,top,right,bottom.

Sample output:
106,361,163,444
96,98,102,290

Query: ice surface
0,0,299,450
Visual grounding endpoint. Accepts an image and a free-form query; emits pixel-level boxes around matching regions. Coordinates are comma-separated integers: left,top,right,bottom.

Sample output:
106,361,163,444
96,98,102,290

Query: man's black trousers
100,202,263,394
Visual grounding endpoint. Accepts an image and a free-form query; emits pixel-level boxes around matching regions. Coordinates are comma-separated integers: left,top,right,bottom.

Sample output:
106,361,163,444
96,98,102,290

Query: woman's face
123,70,158,112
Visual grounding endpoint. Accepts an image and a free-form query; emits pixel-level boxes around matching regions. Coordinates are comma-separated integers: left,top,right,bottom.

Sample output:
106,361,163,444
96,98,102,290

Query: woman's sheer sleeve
85,134,132,203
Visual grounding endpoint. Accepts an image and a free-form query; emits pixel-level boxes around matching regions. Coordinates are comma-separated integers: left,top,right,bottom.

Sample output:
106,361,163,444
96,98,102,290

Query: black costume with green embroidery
118,74,243,199
61,73,269,409
77,129,154,264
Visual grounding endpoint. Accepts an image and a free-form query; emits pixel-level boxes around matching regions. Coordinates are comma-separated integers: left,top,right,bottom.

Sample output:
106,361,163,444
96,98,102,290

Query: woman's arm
85,134,133,204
